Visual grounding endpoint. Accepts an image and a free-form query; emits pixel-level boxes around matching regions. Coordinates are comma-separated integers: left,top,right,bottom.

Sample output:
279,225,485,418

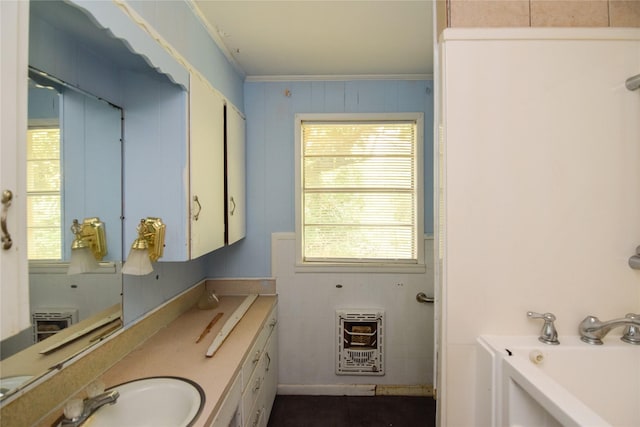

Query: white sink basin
86,376,204,427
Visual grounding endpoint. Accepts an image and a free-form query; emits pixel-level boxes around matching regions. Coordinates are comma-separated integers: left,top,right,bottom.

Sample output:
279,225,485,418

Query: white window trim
294,112,425,273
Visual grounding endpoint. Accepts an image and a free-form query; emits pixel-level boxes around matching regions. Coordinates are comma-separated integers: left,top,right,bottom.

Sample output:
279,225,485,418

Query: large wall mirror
0,0,127,401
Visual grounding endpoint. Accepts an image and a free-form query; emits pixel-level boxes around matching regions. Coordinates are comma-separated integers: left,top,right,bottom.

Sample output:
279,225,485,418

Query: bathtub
477,335,640,427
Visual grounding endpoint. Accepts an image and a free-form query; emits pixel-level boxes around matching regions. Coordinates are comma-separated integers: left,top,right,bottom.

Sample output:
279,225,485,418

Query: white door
0,0,31,339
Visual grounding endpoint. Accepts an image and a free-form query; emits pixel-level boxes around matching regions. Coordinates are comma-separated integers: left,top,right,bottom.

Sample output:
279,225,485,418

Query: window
26,127,62,260
296,113,423,269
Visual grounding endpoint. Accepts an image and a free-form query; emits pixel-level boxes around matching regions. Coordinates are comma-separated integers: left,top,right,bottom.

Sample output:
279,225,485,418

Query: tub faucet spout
578,313,640,345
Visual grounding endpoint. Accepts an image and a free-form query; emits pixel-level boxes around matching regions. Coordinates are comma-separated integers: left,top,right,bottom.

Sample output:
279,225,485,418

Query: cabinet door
209,374,241,427
260,328,278,423
0,0,30,340
189,73,225,258
225,105,246,245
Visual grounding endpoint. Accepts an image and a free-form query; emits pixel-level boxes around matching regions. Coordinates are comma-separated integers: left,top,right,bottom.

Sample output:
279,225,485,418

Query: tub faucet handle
527,311,560,345
622,313,640,345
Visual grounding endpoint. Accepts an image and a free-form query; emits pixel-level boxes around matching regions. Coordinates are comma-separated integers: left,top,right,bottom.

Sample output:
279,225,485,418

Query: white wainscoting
271,232,435,395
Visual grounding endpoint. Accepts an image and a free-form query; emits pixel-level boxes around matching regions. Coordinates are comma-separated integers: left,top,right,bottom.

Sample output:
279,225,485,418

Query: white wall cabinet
0,0,30,340
189,72,226,259
188,72,247,258
225,105,246,245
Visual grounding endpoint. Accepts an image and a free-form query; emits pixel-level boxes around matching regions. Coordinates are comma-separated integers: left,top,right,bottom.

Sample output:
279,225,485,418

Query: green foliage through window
27,128,61,260
301,120,418,262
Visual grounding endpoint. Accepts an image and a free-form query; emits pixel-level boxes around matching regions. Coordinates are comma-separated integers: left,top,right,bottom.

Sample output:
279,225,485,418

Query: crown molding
245,74,433,83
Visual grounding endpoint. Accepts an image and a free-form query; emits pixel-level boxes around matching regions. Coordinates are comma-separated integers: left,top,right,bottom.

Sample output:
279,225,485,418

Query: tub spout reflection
578,313,640,345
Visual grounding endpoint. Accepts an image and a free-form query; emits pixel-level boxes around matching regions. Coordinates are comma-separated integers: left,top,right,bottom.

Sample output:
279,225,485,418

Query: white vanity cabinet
209,374,242,427
210,305,277,427
189,72,226,258
240,307,278,427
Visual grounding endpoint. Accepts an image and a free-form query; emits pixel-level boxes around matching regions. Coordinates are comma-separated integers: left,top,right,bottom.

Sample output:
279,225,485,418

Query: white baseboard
276,384,435,397
376,384,434,396
277,384,375,396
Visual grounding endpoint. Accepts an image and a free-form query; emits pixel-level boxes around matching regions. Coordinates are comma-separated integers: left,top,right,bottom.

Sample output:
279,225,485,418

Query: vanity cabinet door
241,306,278,427
244,331,277,427
260,328,278,423
209,373,242,427
189,72,225,259
225,105,246,245
0,0,30,340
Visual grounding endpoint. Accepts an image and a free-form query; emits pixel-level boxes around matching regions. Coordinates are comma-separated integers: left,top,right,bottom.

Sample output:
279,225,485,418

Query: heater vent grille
336,309,384,376
32,308,78,343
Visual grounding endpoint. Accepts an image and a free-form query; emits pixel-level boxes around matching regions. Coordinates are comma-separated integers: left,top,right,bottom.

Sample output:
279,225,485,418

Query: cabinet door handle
1,190,13,250
265,351,271,372
193,195,201,221
229,196,236,216
252,349,261,364
253,377,262,392
252,408,262,427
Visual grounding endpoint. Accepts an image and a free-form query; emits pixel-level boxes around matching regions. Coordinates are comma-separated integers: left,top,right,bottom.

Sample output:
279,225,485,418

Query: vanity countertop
97,294,277,427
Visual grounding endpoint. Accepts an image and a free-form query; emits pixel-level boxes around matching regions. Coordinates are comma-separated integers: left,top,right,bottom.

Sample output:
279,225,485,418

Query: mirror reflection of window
27,81,62,260
26,127,61,260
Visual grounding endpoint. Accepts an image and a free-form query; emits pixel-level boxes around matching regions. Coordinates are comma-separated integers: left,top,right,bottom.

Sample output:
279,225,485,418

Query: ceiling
192,1,434,79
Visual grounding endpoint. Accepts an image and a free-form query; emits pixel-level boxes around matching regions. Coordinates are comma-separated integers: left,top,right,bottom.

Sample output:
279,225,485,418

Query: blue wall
37,1,435,322
204,79,434,278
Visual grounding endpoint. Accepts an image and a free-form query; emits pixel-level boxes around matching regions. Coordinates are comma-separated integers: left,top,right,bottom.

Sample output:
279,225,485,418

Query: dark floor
267,395,436,427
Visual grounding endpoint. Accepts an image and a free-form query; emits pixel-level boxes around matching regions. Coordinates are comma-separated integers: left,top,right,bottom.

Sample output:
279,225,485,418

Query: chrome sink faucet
578,313,640,345
59,390,119,427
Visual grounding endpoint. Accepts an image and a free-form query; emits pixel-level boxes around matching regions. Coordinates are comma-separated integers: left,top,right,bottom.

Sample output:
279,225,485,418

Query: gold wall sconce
122,217,166,276
67,217,107,275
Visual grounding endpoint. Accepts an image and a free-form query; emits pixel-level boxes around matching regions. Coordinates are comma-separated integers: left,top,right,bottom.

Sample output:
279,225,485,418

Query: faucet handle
63,398,83,422
527,311,560,345
622,313,640,345
527,311,556,322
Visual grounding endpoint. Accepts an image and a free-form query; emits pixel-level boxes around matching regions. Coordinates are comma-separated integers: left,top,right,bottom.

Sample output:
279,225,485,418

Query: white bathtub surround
438,28,640,426
477,335,640,427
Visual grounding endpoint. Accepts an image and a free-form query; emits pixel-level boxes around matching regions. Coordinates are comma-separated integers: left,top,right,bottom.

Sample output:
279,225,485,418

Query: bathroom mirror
0,0,125,401
0,70,124,401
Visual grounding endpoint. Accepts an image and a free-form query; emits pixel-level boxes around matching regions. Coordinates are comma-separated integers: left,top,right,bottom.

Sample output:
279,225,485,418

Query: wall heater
336,309,384,376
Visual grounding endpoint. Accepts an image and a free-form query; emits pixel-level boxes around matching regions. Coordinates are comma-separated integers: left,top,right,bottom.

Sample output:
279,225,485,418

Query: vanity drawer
241,349,267,424
244,401,266,427
241,306,277,392
241,329,277,427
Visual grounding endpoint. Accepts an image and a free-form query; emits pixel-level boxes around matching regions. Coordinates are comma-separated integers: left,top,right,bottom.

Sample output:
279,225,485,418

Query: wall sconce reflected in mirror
122,217,166,276
67,217,107,275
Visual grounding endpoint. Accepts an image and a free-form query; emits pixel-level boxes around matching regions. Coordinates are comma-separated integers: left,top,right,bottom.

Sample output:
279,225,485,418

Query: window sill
294,262,427,274
29,261,117,274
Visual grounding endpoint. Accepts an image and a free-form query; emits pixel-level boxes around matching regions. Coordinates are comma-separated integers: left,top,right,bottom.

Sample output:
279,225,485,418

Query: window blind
27,128,62,260
301,120,417,262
